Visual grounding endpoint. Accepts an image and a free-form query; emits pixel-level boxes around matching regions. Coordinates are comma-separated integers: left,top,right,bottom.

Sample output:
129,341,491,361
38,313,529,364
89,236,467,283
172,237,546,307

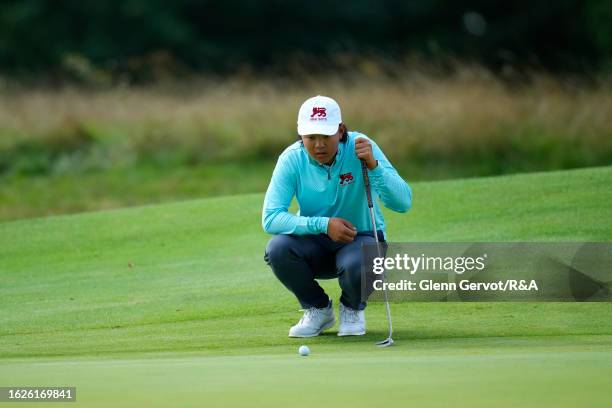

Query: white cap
297,95,342,136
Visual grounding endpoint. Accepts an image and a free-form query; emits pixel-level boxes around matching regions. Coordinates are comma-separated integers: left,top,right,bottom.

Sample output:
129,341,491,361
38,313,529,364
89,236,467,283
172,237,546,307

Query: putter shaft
361,160,394,346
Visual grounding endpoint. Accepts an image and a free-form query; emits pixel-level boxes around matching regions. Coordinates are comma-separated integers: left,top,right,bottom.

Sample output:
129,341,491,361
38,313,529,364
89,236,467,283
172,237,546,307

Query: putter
361,160,394,347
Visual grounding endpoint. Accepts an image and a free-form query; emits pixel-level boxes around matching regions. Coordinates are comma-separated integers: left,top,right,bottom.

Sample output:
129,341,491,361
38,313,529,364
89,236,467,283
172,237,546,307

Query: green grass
2,72,612,222
1,166,611,407
0,160,512,222
0,161,276,221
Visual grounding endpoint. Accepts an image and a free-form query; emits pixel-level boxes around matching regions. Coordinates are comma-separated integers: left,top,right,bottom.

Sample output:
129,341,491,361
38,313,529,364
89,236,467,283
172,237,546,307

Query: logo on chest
339,172,354,186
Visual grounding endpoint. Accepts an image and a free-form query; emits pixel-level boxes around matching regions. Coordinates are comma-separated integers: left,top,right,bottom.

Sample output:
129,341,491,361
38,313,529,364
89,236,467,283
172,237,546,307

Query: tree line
1,0,610,81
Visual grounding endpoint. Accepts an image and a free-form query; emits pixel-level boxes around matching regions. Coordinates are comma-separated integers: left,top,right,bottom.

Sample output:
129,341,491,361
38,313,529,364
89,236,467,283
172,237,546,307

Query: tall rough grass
0,65,611,220
2,67,611,176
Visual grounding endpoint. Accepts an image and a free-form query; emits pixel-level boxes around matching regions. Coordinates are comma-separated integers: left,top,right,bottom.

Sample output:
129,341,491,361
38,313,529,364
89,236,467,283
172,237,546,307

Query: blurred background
1,0,611,221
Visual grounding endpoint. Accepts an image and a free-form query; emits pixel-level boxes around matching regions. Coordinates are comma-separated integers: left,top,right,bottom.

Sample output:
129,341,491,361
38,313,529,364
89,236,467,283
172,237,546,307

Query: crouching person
262,96,412,337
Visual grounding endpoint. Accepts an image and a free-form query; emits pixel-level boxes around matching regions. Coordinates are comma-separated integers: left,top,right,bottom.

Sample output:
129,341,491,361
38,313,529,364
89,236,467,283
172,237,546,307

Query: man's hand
355,137,377,170
327,218,357,243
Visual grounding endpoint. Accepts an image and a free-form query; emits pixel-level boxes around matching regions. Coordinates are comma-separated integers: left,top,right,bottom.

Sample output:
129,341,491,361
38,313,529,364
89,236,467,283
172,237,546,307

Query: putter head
376,337,394,348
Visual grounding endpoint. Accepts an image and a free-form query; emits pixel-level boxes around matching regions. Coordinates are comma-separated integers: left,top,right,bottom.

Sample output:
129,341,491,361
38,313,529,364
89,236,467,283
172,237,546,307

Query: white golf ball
298,345,310,356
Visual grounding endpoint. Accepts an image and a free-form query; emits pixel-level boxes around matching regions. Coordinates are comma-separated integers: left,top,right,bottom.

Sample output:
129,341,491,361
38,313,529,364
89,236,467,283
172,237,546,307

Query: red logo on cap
310,107,327,118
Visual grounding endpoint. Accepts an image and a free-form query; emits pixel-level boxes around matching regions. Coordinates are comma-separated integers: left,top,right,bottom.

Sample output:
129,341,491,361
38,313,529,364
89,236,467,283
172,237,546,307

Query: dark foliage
1,0,611,80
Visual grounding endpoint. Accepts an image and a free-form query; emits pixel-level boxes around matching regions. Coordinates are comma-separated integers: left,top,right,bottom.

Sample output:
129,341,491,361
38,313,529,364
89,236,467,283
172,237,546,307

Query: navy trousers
264,231,385,310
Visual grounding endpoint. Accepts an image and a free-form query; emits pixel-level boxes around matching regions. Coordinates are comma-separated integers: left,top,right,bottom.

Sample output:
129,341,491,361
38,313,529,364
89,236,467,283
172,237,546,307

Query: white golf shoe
337,303,366,336
288,301,335,338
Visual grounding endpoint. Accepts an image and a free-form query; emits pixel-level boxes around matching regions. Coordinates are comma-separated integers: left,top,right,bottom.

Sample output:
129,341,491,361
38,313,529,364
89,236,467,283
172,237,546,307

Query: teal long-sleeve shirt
262,132,412,238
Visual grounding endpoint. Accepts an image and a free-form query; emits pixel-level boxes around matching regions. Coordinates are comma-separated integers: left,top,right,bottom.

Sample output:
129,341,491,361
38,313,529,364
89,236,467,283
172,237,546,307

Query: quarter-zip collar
304,141,345,179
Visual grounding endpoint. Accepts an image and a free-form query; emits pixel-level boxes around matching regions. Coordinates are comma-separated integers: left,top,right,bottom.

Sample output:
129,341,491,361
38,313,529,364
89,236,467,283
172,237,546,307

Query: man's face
301,128,341,165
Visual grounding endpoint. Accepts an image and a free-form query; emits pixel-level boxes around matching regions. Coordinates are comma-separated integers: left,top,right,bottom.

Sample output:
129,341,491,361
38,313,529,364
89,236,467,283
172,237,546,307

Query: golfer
262,95,412,337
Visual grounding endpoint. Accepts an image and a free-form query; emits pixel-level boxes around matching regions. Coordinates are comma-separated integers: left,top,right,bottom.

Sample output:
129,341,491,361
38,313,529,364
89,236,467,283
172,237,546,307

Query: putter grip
361,160,374,208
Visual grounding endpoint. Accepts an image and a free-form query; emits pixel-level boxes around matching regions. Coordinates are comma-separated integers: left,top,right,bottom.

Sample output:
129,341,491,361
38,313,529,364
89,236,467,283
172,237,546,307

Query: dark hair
296,125,348,143
340,127,348,142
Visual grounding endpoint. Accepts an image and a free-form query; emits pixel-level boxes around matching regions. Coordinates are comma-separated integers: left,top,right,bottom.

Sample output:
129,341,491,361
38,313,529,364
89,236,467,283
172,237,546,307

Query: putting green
2,336,611,407
1,166,611,406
